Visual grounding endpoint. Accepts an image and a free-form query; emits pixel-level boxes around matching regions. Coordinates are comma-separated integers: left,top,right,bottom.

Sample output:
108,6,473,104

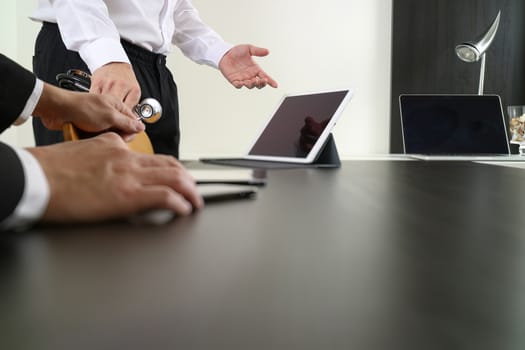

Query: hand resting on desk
131,184,259,225
27,133,204,224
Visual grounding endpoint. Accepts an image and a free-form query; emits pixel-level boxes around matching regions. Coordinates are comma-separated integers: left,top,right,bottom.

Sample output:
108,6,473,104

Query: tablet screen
247,90,351,161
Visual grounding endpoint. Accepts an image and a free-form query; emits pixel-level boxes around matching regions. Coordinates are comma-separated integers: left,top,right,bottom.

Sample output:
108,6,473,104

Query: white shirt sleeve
0,147,50,231
172,0,233,68
13,79,44,126
31,0,232,70
47,0,130,73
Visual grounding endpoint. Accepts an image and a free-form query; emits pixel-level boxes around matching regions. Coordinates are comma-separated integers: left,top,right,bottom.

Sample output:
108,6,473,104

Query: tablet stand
311,133,341,168
200,134,341,169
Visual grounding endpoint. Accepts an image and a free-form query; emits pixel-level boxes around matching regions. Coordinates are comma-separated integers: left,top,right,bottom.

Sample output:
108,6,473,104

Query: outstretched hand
219,44,278,89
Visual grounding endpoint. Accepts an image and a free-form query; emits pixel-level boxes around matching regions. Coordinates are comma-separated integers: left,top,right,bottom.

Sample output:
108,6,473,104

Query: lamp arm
478,54,486,95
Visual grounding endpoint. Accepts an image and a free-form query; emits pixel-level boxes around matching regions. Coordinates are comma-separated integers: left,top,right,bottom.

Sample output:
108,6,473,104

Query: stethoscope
56,69,162,124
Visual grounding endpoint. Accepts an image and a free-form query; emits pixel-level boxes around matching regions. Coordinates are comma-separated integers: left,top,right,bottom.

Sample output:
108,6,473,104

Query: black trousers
32,22,181,157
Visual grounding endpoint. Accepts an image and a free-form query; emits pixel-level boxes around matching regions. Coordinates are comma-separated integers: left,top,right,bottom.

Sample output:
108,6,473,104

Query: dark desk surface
2,161,525,349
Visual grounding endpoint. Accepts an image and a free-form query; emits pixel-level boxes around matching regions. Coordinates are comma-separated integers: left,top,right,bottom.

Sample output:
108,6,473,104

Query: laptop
400,94,524,161
201,89,353,168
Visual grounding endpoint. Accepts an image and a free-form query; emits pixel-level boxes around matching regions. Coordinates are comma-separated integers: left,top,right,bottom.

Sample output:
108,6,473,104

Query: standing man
30,0,278,157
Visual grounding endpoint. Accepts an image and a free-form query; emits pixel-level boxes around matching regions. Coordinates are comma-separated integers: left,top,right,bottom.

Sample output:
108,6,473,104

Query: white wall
3,0,392,158
0,1,21,146
0,0,41,148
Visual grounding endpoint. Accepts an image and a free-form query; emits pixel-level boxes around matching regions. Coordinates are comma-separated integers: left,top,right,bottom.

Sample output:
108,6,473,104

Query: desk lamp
455,11,501,95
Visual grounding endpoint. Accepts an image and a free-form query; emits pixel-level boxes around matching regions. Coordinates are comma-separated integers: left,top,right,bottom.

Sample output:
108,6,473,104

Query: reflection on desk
1,160,525,349
477,160,525,169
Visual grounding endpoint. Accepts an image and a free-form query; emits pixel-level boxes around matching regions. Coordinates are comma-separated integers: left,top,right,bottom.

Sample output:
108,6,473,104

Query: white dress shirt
31,0,233,74
0,79,51,231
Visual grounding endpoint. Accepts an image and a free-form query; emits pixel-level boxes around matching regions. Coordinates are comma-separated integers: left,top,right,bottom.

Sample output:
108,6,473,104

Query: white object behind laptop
202,89,353,164
400,94,523,161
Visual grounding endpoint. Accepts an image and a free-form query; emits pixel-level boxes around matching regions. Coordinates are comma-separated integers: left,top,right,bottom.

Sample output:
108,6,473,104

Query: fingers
110,99,145,134
230,70,271,89
68,93,144,137
134,152,184,169
121,133,138,142
236,77,261,89
92,79,141,109
247,46,278,88
134,186,196,216
126,153,205,211
257,70,278,88
130,171,204,216
236,72,278,89
88,64,144,137
91,63,142,109
123,86,142,110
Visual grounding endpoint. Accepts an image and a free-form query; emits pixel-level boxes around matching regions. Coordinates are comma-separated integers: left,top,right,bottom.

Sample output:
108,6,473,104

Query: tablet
202,89,353,165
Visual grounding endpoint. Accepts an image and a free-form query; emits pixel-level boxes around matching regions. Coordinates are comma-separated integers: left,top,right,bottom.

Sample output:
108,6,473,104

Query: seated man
0,53,203,231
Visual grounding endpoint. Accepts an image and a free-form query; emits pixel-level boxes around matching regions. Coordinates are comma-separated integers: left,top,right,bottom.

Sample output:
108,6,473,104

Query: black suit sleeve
0,142,25,224
0,53,37,133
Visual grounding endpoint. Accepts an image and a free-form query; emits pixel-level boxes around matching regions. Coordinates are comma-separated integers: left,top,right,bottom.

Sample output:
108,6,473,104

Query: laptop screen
400,95,510,155
247,90,350,159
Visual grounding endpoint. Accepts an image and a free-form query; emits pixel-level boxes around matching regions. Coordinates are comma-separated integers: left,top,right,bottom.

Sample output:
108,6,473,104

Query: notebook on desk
201,89,353,168
400,94,523,161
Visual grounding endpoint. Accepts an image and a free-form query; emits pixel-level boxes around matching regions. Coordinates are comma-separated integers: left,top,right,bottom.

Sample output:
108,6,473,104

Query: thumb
249,45,270,58
113,101,145,133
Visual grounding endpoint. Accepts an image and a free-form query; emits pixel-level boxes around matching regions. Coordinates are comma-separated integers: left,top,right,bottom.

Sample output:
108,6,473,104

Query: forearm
172,0,232,68
32,83,73,124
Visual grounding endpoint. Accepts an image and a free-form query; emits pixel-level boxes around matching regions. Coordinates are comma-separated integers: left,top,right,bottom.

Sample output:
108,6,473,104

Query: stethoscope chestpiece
134,98,162,124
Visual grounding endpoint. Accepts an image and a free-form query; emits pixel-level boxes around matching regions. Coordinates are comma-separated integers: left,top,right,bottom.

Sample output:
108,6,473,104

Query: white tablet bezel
243,88,354,164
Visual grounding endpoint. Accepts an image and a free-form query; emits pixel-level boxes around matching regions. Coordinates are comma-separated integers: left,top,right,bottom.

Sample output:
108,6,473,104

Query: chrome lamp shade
455,11,501,95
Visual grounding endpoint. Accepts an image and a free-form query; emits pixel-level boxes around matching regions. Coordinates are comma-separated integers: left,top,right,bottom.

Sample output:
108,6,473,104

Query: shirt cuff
0,147,50,231
79,37,131,73
13,79,44,126
208,41,234,69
